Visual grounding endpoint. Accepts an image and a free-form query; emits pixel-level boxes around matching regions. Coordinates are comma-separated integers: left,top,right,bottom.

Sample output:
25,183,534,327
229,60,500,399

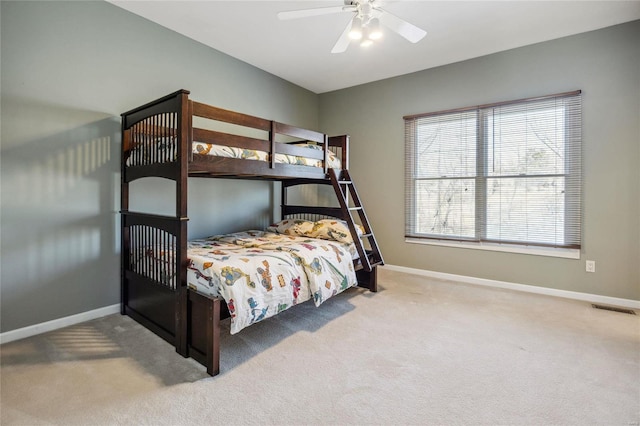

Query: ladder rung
329,168,383,271
354,259,383,270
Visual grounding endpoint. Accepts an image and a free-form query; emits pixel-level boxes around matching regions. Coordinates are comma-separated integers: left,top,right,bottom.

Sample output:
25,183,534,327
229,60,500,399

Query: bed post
328,135,349,170
175,91,192,357
356,267,378,292
269,121,275,169
120,127,130,315
207,296,221,376
185,290,221,376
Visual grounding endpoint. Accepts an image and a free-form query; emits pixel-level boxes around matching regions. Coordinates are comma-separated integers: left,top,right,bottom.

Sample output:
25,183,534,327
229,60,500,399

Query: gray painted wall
319,21,640,300
0,1,319,332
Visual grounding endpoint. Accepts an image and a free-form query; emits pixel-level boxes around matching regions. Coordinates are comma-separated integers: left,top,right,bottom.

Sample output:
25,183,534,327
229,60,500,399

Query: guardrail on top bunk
121,90,191,184
121,90,349,182
190,101,330,173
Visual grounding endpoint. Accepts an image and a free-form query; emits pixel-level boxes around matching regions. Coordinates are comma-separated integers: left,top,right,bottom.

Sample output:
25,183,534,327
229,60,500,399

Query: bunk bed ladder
329,168,384,273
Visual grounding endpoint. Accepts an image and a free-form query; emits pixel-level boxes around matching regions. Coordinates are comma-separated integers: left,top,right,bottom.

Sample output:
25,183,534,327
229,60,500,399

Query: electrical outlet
586,260,596,273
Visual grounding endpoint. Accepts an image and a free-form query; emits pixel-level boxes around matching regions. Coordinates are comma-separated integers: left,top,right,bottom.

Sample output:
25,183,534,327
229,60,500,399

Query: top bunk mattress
193,141,341,168
126,140,341,169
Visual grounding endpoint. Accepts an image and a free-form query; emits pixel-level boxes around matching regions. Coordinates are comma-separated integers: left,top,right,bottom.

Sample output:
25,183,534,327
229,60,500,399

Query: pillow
126,137,176,166
288,143,341,168
304,219,363,244
293,220,315,235
291,142,322,150
268,218,363,244
266,219,313,235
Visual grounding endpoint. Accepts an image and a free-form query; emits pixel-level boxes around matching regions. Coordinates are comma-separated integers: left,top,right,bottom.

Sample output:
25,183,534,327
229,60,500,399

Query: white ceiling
109,0,640,94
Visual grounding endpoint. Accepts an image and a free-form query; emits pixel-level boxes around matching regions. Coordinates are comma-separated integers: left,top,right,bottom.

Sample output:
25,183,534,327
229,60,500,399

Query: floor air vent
591,304,636,315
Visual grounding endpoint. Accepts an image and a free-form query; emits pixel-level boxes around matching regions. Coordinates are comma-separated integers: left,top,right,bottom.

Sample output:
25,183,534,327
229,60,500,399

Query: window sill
405,238,580,259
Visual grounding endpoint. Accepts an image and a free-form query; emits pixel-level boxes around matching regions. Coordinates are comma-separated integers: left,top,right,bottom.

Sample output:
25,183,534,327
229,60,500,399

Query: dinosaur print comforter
187,231,357,334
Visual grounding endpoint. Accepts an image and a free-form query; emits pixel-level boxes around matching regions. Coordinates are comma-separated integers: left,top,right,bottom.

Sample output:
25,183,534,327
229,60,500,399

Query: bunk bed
121,90,383,376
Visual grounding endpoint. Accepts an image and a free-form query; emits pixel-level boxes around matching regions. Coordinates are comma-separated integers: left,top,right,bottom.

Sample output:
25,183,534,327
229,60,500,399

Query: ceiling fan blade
377,8,426,43
278,5,353,20
331,17,354,54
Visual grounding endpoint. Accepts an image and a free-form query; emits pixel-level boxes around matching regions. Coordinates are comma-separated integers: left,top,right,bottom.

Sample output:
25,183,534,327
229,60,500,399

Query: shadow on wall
0,97,328,333
0,97,121,332
128,176,276,240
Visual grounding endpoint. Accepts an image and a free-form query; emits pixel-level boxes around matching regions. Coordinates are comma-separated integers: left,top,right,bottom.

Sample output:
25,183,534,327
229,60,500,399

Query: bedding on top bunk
193,142,342,168
126,140,342,168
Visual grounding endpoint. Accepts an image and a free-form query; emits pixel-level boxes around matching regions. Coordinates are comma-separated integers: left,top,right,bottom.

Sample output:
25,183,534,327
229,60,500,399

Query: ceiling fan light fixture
360,2,373,17
368,18,383,40
348,17,363,40
278,0,427,54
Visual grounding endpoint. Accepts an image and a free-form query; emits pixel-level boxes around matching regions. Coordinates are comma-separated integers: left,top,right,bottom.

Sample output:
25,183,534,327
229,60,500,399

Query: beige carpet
1,268,639,425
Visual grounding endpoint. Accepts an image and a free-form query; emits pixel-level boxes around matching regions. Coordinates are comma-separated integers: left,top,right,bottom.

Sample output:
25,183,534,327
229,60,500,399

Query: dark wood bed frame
121,90,383,376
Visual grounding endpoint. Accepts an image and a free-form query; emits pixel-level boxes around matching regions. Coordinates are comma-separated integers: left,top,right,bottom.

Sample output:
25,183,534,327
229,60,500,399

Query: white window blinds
405,91,582,249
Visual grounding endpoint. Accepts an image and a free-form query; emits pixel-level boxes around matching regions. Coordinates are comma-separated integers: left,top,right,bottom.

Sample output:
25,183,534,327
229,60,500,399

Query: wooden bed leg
368,266,378,293
356,266,378,293
185,291,221,376
175,287,188,357
207,297,221,376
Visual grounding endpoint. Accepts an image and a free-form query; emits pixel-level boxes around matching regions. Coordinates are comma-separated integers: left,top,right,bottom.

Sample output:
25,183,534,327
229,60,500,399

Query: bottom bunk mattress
186,230,358,334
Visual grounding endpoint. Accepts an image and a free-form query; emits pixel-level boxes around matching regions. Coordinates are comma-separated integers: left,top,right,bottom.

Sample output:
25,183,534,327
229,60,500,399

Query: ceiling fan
277,0,427,53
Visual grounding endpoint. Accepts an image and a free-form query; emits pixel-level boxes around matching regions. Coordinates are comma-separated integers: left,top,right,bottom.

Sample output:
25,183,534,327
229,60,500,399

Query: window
404,91,582,253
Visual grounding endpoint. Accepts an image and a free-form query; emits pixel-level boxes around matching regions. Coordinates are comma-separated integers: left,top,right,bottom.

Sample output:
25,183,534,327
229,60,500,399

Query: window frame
404,90,582,257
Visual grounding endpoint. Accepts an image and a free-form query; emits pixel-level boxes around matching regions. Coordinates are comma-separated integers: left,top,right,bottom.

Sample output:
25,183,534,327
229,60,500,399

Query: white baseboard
0,304,121,345
382,264,640,310
3,266,637,344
